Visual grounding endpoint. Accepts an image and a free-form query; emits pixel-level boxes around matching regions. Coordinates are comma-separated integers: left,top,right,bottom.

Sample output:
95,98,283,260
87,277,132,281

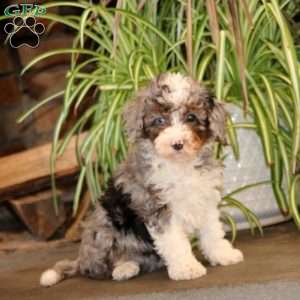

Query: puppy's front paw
168,261,207,281
207,240,244,266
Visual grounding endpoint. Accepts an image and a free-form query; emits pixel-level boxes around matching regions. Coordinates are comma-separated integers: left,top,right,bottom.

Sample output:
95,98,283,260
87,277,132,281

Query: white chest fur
147,157,223,234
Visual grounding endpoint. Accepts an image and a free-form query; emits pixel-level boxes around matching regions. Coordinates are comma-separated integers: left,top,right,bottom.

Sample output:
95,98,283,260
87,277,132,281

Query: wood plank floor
1,222,300,300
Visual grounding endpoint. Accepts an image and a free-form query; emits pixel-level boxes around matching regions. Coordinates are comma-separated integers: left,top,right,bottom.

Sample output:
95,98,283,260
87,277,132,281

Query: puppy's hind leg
112,261,140,281
40,259,79,287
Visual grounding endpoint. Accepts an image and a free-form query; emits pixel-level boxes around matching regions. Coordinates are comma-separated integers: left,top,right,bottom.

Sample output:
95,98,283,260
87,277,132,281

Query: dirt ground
1,222,300,300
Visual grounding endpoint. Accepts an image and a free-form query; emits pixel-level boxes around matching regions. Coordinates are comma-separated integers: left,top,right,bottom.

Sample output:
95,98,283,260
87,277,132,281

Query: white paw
40,269,62,287
206,241,244,266
168,260,207,281
112,261,140,281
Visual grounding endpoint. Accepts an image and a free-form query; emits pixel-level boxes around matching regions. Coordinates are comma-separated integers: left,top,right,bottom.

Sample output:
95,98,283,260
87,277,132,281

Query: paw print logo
4,16,45,48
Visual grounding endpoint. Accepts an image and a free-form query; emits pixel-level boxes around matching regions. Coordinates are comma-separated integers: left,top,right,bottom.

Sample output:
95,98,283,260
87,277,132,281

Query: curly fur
40,73,243,287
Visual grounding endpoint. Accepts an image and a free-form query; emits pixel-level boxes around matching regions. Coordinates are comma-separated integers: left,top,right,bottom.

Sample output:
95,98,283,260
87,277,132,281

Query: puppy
40,73,243,287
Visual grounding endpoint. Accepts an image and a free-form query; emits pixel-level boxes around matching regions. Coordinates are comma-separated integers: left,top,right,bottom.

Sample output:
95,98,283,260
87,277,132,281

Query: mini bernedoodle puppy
40,73,243,287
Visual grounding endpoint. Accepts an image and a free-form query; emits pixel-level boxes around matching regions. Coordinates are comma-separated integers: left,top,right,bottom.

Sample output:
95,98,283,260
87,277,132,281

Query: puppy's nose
172,143,184,151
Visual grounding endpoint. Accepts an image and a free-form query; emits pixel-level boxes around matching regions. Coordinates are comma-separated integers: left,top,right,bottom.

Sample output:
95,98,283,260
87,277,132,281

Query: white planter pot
222,104,289,230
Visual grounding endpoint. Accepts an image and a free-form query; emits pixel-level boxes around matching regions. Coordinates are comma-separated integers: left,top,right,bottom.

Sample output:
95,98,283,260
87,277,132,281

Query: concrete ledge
109,281,300,300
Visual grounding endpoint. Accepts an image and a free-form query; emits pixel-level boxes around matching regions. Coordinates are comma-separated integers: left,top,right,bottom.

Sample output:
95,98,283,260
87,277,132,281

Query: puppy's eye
185,113,199,124
152,117,166,126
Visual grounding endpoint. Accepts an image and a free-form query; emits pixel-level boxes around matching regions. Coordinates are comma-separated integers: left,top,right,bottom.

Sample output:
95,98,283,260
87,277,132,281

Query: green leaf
17,90,64,123
289,175,300,228
269,0,300,173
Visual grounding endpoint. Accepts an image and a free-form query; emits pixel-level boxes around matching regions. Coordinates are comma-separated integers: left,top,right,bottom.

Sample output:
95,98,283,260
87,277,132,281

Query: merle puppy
40,73,243,287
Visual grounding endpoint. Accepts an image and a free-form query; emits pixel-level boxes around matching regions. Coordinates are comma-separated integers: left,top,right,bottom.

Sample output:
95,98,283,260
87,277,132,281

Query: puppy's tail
40,259,79,287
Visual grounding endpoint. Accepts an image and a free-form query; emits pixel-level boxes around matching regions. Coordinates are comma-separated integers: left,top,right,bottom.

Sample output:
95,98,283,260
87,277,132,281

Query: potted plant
4,0,300,237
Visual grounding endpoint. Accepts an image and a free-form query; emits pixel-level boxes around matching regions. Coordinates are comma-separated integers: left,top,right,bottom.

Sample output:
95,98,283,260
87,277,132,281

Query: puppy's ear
208,99,227,145
122,94,146,143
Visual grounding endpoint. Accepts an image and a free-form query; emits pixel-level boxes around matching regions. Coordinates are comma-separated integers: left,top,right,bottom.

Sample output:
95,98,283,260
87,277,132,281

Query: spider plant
5,0,300,237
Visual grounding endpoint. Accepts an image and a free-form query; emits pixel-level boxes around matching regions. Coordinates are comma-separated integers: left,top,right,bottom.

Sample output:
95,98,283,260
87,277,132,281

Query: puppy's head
123,73,227,161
